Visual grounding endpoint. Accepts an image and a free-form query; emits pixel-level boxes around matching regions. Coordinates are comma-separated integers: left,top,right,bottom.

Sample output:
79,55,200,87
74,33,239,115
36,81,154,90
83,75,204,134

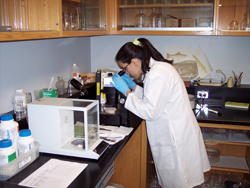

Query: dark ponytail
115,38,173,74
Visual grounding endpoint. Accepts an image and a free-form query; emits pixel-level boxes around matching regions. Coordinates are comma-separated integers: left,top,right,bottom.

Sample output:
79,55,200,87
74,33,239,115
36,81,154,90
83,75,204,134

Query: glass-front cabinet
62,0,107,37
215,0,250,36
0,0,250,41
117,0,215,35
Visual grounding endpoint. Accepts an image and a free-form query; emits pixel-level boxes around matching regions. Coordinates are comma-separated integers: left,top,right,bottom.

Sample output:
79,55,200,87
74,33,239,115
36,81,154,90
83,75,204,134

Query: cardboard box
180,19,194,27
166,19,178,27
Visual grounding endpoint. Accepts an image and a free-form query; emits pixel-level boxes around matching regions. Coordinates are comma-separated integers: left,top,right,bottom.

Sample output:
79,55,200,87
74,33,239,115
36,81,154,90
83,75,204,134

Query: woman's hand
111,72,130,95
121,73,136,90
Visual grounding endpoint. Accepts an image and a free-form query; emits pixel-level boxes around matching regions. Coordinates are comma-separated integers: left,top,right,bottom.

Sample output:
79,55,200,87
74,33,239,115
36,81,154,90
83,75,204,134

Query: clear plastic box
0,141,40,181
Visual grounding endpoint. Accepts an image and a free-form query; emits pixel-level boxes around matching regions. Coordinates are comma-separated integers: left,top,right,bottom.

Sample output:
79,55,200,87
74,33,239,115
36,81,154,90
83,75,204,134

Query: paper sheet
99,125,133,145
18,159,88,188
164,46,213,79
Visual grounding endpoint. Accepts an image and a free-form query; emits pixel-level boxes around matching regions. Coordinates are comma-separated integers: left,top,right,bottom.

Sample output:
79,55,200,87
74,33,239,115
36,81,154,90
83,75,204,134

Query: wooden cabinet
108,121,147,188
0,0,250,42
0,0,108,42
200,122,250,180
215,0,250,36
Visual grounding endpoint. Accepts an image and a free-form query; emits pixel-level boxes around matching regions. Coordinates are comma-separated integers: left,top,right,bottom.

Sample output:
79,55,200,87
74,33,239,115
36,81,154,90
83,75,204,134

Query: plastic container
0,114,19,156
17,129,35,156
71,64,80,80
0,141,40,181
13,89,27,120
0,139,16,165
206,147,220,163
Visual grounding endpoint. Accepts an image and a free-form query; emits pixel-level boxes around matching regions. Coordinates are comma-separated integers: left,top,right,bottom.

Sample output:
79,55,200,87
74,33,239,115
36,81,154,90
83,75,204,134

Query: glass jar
135,9,147,27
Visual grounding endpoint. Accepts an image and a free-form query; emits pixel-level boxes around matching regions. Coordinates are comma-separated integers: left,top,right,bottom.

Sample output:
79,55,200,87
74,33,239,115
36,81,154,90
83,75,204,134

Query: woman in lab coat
111,38,210,188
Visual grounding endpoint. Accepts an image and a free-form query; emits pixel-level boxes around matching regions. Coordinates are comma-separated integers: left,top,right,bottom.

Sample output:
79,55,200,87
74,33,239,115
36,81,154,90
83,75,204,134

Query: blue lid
0,114,13,121
0,139,12,148
19,129,31,137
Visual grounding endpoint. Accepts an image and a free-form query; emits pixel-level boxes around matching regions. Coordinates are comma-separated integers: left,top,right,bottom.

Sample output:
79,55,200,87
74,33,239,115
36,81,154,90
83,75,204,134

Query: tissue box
39,88,58,98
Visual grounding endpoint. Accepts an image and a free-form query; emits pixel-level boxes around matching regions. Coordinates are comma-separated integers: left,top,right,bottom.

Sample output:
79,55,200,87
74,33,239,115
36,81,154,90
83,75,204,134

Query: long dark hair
115,38,173,73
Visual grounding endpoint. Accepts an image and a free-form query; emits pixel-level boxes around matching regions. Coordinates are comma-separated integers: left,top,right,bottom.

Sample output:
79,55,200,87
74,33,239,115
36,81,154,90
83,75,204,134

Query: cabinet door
62,0,108,37
0,0,61,41
111,0,215,35
215,0,250,36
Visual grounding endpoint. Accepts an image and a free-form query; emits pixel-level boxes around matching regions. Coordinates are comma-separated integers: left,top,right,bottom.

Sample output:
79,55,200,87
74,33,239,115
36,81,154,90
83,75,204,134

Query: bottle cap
0,139,12,148
0,114,13,121
19,129,31,137
16,89,24,92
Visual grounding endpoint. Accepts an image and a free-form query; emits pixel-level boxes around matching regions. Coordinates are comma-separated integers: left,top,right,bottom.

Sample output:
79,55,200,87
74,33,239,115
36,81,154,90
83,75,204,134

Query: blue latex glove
111,72,130,95
121,73,136,90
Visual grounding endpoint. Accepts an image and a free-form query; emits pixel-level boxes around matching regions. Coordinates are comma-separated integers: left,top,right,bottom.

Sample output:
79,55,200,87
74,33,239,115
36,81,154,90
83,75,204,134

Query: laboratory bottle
156,9,166,27
55,76,65,95
13,89,27,120
17,129,35,156
0,114,19,156
70,64,80,80
135,9,147,27
0,139,16,165
148,8,158,27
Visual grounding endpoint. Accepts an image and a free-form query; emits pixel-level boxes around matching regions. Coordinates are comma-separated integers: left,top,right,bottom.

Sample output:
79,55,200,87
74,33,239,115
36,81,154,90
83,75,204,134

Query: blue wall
0,35,250,114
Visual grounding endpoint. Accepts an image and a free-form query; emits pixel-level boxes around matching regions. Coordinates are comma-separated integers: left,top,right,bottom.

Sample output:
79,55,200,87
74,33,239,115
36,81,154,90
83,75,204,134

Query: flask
0,139,16,165
0,114,19,156
148,8,158,27
13,89,27,120
17,129,35,156
70,64,80,80
135,9,147,27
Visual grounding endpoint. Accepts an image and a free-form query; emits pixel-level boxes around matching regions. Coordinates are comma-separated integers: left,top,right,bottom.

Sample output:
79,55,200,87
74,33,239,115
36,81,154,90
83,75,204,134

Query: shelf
210,156,249,174
199,123,250,131
119,3,213,8
204,140,250,147
122,27,213,31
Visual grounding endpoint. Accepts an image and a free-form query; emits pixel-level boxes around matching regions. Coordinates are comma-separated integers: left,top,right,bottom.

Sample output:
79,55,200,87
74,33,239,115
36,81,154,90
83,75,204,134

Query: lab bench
0,119,145,188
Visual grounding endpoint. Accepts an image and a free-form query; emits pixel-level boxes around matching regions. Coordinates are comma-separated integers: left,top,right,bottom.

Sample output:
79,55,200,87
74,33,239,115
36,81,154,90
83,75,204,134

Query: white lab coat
125,58,210,188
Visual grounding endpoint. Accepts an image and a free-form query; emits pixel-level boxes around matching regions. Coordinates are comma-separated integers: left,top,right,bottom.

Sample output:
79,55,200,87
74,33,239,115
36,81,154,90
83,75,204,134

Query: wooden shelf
119,3,213,8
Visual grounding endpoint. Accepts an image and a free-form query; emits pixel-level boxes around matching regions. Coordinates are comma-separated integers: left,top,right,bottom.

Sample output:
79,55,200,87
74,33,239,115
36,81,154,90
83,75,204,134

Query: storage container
0,141,40,181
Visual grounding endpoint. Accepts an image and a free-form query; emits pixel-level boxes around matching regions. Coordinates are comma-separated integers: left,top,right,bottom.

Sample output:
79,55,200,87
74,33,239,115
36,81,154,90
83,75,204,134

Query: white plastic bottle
0,139,16,165
13,89,27,120
17,129,35,156
0,114,19,156
70,64,80,80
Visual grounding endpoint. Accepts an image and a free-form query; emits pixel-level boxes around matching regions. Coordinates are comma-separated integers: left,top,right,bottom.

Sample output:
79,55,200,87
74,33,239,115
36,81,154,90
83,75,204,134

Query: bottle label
0,152,16,165
73,72,79,79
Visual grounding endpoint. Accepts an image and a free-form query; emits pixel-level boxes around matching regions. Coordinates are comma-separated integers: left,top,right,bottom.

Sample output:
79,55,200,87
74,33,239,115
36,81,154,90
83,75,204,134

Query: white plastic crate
0,141,40,181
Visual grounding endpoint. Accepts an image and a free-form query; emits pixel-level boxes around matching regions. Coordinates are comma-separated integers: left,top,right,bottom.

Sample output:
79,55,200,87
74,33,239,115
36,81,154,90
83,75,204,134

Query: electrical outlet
197,91,209,99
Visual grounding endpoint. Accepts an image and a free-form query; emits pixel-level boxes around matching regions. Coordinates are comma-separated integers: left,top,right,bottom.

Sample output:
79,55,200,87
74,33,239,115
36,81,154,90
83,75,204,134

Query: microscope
96,69,141,127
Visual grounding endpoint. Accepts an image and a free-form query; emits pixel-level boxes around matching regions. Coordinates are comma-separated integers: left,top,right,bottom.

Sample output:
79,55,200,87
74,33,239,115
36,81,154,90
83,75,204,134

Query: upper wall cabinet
112,0,215,35
0,0,107,42
215,0,250,36
62,0,107,38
